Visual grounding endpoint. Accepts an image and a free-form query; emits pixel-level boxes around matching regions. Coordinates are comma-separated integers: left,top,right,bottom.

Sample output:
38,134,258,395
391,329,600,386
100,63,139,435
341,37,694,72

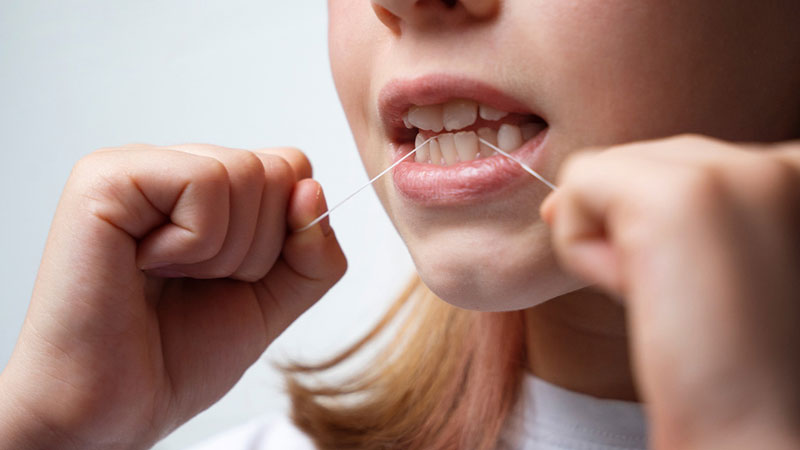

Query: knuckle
73,149,109,173
203,157,231,188
668,167,724,215
559,152,594,183
753,157,796,188
261,155,295,189
667,133,711,147
679,167,719,199
70,151,118,193
743,156,800,207
278,146,313,178
233,151,267,187
179,143,225,153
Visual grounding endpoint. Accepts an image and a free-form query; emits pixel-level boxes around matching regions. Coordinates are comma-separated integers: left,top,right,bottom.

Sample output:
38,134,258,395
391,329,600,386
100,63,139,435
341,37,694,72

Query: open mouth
378,75,551,204
401,99,547,165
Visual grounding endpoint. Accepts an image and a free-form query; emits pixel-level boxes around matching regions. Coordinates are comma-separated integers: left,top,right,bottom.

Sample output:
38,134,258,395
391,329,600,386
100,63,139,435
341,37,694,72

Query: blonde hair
282,275,527,449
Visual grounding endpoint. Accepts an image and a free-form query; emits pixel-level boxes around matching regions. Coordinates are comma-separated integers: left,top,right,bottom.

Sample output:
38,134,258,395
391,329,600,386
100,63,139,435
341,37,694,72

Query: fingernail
540,192,558,225
317,187,332,236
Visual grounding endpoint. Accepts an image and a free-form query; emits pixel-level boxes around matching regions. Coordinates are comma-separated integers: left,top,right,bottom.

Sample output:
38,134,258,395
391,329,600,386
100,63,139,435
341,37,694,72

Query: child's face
328,0,799,311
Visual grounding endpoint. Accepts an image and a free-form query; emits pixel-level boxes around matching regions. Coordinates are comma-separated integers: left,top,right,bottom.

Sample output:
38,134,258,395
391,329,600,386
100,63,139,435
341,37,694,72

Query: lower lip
391,128,550,205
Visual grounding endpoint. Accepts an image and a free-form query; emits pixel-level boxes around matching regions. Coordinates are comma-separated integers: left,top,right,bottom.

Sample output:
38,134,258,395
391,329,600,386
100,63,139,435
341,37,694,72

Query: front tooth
428,138,443,165
479,104,509,121
498,124,523,151
407,105,444,132
454,131,479,162
415,134,430,163
477,127,498,158
521,122,545,141
403,113,413,129
443,99,478,131
437,133,459,165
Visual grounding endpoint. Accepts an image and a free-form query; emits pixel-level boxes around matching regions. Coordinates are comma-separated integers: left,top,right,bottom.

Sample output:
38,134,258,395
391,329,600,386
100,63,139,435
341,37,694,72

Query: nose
372,0,498,32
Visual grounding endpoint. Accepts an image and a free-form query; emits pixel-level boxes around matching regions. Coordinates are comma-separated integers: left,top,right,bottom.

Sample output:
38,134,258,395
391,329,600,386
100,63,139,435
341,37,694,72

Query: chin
402,222,585,312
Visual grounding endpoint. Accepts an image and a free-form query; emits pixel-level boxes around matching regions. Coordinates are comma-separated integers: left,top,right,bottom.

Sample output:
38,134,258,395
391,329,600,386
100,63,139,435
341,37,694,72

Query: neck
523,288,639,402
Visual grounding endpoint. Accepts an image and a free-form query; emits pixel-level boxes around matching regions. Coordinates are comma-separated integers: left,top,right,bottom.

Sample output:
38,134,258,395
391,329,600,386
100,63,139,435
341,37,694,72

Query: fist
0,144,347,449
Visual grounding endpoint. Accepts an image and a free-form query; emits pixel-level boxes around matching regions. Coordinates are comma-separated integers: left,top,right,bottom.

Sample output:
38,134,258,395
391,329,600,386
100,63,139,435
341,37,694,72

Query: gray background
0,2,414,448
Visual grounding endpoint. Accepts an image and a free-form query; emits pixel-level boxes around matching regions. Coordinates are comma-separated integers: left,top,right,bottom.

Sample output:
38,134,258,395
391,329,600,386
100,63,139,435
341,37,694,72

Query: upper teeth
405,99,510,132
404,99,545,166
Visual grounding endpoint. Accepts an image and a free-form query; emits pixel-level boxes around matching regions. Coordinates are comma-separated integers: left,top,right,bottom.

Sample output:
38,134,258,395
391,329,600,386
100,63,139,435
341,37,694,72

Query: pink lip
378,74,551,205
379,74,541,142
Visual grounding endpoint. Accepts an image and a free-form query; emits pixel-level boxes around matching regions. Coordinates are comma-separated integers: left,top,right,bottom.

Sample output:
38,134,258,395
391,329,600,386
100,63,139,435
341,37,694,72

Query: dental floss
296,137,434,232
296,136,557,233
476,138,558,191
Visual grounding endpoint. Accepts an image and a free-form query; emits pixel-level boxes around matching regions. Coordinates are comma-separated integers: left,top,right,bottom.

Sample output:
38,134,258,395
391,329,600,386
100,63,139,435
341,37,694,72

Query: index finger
255,147,313,181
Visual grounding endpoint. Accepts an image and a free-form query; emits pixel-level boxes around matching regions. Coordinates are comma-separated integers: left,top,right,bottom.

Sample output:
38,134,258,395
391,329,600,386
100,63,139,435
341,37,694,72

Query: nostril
461,0,498,17
372,3,402,34
372,0,497,31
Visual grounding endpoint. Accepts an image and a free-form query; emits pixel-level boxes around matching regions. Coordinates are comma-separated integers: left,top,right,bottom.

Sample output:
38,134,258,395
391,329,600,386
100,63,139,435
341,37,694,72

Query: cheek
328,2,385,172
509,1,693,145
511,0,798,146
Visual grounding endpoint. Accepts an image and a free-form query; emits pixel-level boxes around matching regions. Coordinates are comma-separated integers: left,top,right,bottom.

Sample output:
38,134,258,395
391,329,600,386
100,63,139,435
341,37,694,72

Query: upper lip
378,74,543,142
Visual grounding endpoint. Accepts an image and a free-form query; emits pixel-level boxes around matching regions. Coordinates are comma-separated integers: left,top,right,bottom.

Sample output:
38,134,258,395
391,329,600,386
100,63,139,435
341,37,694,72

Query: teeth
498,124,523,151
437,133,459,165
407,104,444,132
454,131,479,162
479,104,510,121
406,101,512,131
429,137,443,164
406,101,538,165
443,100,478,131
414,134,430,163
477,127,498,158
521,122,544,141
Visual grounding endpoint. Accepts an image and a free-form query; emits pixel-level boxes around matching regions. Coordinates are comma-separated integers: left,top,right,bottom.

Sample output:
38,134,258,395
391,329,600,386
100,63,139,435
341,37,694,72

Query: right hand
0,144,347,450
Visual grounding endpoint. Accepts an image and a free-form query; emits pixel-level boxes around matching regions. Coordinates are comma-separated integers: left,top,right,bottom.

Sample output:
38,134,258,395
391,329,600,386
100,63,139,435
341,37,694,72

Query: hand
0,144,347,450
541,135,800,449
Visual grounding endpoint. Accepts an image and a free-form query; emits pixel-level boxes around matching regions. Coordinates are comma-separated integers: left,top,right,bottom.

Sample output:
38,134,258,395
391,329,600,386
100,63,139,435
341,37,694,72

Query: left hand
541,135,800,450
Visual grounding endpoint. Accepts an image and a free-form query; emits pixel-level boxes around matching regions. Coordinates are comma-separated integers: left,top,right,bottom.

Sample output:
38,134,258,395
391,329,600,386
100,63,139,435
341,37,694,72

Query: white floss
296,136,557,232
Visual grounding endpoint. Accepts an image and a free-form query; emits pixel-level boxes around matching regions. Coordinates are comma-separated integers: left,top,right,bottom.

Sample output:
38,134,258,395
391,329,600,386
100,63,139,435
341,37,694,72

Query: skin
0,1,798,449
0,145,347,449
332,0,800,447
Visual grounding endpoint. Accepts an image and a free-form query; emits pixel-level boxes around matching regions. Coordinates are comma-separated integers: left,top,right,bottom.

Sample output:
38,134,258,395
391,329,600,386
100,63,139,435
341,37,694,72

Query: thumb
254,179,348,341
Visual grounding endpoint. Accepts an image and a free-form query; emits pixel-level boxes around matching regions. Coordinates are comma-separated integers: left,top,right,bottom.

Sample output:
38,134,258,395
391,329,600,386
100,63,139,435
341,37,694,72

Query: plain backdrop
0,2,415,448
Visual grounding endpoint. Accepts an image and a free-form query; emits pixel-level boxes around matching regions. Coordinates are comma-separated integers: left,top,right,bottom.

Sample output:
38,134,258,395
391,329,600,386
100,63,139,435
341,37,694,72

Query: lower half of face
328,0,800,311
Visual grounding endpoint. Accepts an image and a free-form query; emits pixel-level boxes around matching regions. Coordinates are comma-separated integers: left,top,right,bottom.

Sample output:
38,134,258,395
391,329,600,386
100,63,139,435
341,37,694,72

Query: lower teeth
413,122,543,165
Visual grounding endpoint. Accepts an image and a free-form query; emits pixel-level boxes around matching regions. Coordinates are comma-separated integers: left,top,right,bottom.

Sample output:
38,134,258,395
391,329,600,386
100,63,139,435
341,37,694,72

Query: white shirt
189,375,647,450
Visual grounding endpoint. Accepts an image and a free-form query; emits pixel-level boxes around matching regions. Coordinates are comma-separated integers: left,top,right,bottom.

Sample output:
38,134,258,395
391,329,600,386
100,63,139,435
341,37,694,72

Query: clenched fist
0,144,347,450
542,135,800,450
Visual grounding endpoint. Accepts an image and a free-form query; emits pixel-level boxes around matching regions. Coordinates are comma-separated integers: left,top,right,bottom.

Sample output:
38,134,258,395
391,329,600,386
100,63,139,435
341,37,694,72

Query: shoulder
187,415,316,450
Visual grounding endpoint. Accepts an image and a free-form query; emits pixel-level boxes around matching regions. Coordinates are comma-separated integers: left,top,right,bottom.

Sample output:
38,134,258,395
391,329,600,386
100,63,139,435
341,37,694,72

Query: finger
155,144,267,279
255,147,313,181
252,179,347,341
68,149,231,269
539,190,559,226
548,150,667,295
549,176,622,293
231,154,296,281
